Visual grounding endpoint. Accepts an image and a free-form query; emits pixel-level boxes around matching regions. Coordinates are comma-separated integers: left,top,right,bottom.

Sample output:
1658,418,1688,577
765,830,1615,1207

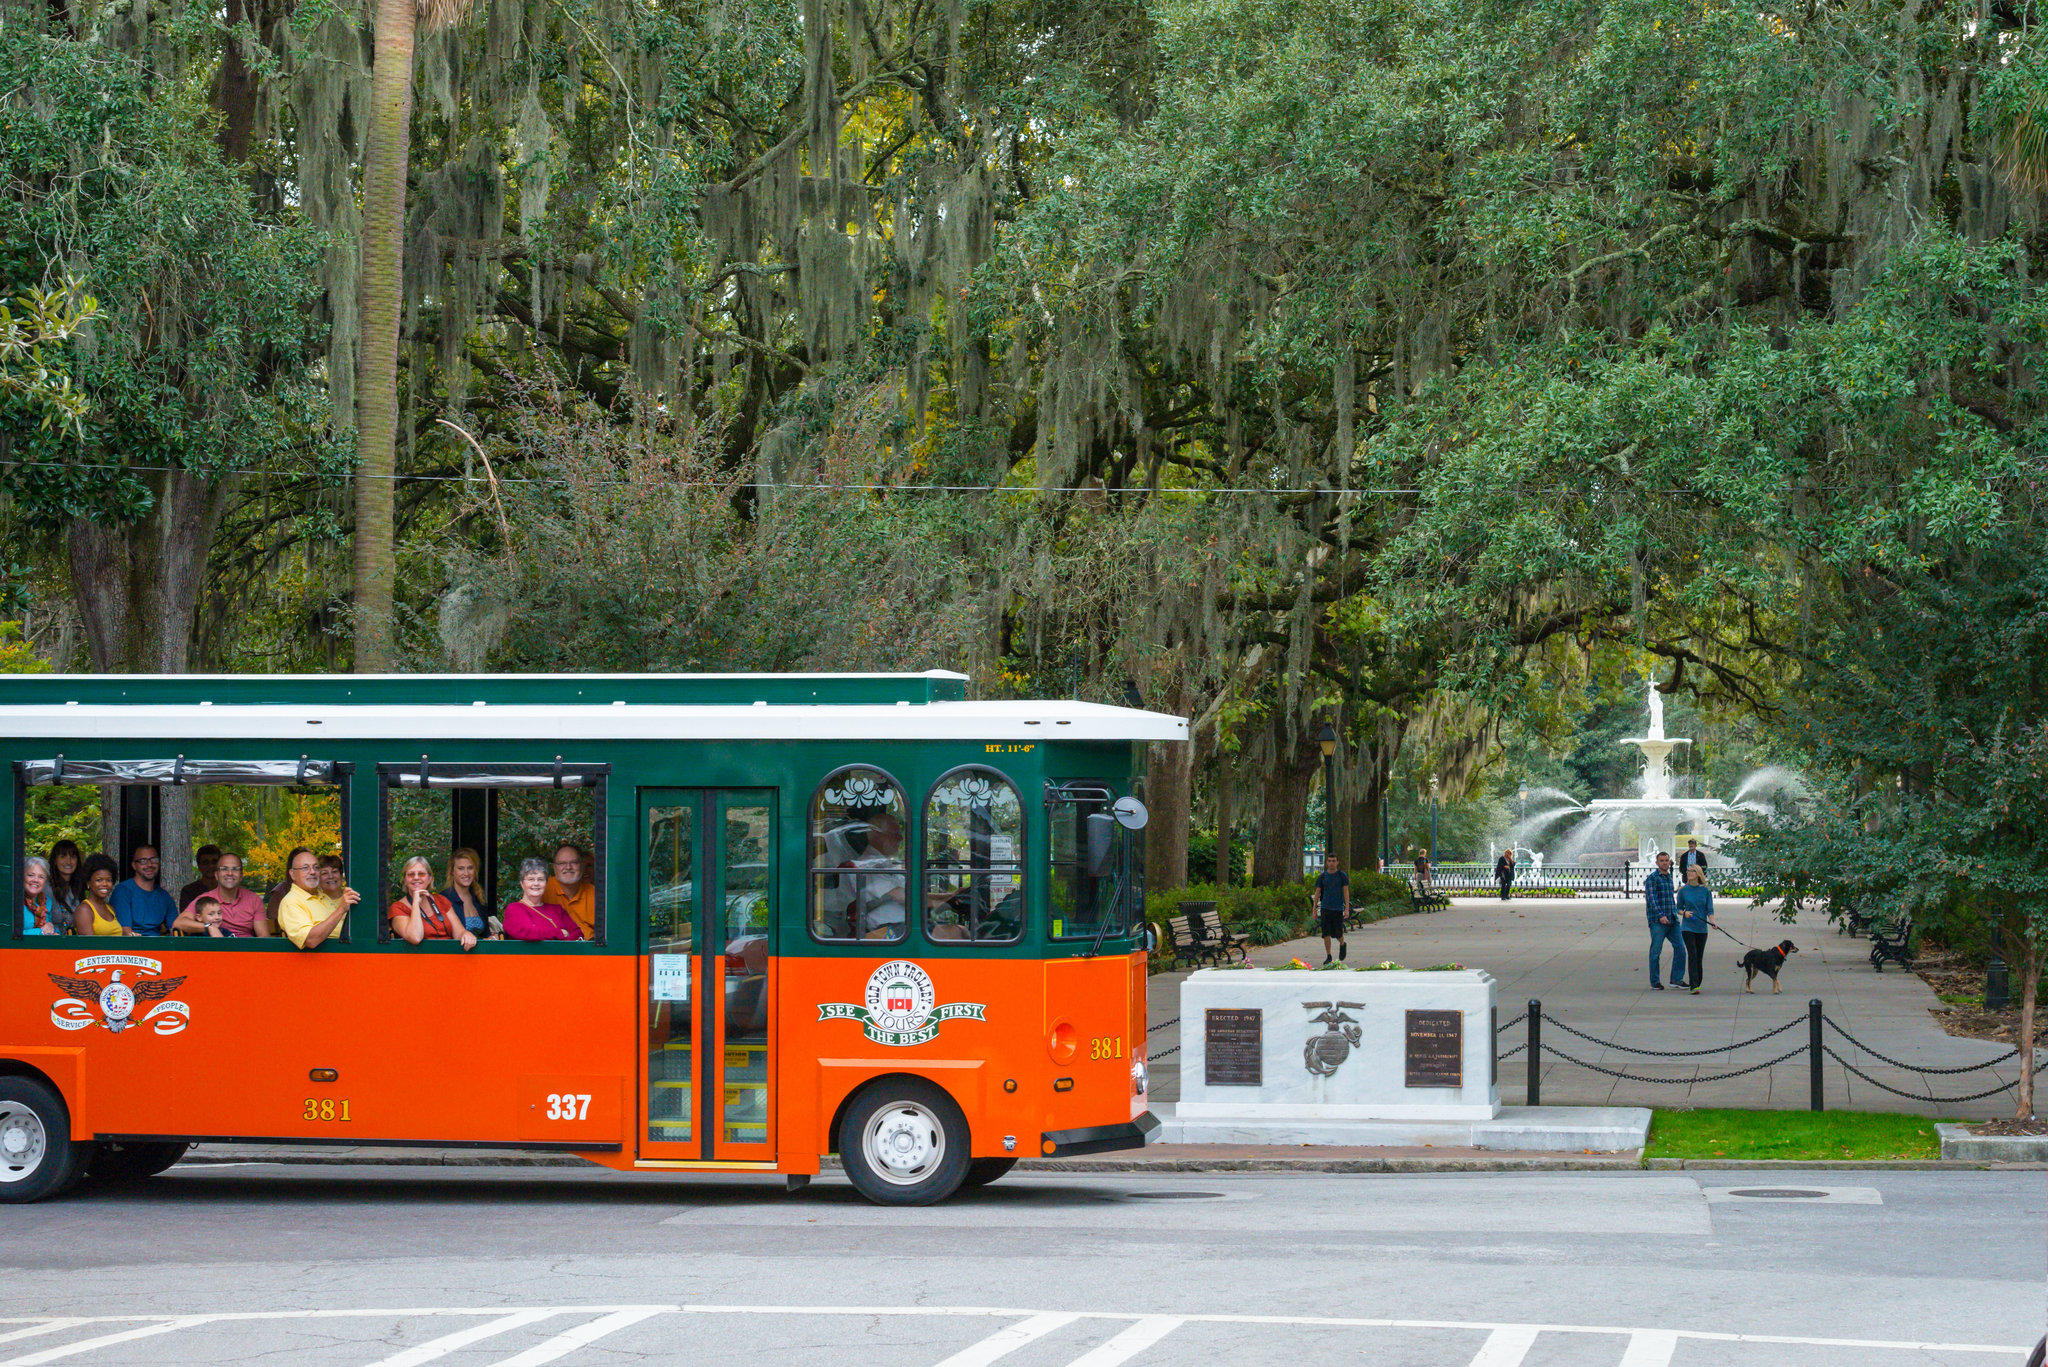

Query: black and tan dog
1739,940,1799,994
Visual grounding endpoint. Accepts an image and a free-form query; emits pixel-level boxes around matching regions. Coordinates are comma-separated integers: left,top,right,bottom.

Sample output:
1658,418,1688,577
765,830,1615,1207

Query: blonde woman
389,856,477,950
443,847,489,938
1677,865,1716,995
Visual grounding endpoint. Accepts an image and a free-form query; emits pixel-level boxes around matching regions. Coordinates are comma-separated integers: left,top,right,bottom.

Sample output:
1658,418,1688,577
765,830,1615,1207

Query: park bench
1163,911,1220,966
1179,902,1248,964
1868,915,1914,972
1839,904,1872,937
1410,878,1450,913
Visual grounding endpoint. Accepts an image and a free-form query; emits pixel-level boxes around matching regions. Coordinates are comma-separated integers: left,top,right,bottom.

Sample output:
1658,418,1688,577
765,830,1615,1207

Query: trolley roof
0,692,1186,745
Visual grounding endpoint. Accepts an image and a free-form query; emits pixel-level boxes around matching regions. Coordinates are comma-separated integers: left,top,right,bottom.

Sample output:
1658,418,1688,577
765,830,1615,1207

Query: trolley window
1045,781,1137,942
922,767,1025,943
12,756,347,942
809,766,909,943
377,761,607,946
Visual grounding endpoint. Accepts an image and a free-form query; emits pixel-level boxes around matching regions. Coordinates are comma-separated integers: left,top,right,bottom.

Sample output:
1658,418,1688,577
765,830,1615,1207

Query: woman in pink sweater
502,858,582,941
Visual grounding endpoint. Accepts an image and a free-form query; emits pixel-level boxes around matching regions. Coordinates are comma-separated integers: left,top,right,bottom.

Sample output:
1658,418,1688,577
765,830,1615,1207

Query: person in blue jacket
1677,865,1717,995
1643,851,1685,990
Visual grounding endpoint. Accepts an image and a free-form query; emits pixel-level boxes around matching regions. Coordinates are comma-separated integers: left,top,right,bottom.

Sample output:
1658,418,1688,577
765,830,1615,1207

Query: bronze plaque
1204,1007,1264,1087
1405,1008,1463,1089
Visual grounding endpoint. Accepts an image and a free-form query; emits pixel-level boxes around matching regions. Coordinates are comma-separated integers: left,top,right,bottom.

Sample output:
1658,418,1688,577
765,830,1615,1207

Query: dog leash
1711,922,1762,953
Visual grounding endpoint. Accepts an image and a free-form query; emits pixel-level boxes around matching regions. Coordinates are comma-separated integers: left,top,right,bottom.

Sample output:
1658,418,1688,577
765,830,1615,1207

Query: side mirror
1085,812,1118,877
1111,795,1149,830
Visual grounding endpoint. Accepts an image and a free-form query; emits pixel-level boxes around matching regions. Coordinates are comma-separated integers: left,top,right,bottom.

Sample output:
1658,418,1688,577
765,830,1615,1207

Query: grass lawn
1643,1108,1941,1162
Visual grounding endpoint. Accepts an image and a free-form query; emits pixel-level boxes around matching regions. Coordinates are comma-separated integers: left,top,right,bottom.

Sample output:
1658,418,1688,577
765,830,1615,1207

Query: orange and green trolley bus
0,671,1180,1204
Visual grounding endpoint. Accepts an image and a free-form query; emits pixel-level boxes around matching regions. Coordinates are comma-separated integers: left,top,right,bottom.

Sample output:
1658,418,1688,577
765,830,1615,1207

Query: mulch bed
1968,1119,2048,1137
1917,955,2048,1047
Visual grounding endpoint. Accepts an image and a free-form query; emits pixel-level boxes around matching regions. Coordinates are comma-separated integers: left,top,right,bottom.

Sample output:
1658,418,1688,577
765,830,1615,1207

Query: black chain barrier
1821,1046,2019,1104
1495,1011,1526,1035
1539,1040,1811,1087
1496,1042,1526,1059
1545,1013,1804,1058
1823,1016,2021,1075
1150,1045,1179,1062
1147,1016,1179,1035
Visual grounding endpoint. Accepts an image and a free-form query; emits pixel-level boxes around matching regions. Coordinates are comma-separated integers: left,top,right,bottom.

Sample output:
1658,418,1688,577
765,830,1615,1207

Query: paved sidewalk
1145,896,2030,1117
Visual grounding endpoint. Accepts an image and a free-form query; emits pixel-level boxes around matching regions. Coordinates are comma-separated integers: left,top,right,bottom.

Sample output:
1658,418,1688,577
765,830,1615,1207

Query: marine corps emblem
48,955,190,1035
819,960,987,1046
1302,1000,1363,1077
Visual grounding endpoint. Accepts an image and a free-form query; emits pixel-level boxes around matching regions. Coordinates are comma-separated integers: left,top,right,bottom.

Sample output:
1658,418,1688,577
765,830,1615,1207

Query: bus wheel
962,1157,1017,1189
839,1079,970,1205
0,1077,84,1203
89,1140,190,1184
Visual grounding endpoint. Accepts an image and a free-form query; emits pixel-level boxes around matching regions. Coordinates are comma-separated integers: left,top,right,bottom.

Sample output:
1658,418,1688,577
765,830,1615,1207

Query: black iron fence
1502,999,2029,1108
1428,864,1754,897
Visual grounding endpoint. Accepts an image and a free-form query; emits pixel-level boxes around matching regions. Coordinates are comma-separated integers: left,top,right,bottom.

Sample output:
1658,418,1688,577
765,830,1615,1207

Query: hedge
1146,872,1413,962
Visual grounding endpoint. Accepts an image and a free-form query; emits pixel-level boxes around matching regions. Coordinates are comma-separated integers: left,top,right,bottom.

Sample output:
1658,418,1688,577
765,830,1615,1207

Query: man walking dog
1643,851,1685,990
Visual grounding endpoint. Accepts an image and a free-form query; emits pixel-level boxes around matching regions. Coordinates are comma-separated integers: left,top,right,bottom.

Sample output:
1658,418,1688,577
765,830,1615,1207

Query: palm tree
353,0,469,672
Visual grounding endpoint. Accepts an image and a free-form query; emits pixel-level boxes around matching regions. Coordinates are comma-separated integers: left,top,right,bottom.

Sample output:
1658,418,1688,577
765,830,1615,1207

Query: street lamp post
1317,722,1338,870
1428,777,1440,868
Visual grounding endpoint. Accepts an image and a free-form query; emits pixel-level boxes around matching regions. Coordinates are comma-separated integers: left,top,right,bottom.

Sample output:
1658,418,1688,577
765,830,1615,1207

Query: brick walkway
1145,896,2031,1118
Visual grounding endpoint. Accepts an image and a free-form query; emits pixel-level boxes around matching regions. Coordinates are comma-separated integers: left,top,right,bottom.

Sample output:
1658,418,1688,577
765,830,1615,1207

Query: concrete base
1153,1103,1649,1153
1936,1123,2048,1162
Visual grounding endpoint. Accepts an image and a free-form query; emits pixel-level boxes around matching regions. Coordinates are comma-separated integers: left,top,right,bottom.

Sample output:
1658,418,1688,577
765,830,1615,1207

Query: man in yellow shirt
277,847,361,950
545,844,597,941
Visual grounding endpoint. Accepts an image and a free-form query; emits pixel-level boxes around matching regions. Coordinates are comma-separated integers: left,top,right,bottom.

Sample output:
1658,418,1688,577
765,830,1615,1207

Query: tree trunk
352,0,419,673
66,469,227,673
1213,774,1233,886
2018,930,2040,1120
1144,737,1190,895
1251,721,1320,886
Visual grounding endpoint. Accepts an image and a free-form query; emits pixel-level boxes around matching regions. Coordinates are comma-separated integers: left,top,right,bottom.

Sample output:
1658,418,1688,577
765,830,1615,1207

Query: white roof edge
0,699,1188,744
19,670,974,682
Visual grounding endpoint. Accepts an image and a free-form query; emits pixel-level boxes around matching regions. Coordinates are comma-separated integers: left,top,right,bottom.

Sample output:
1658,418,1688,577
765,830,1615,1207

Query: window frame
920,764,1026,945
806,764,912,946
1043,778,1137,942
375,761,608,949
7,757,352,947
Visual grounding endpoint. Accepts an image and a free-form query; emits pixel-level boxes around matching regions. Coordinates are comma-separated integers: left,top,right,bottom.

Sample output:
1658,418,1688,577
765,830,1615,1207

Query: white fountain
1497,679,1804,869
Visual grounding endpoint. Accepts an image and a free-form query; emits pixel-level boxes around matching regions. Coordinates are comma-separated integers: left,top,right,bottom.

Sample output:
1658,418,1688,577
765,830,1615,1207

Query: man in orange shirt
545,843,597,940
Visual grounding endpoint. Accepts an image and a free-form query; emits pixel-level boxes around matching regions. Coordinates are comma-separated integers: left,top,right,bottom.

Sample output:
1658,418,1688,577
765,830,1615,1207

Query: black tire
88,1140,190,1184
962,1157,1018,1189
837,1077,971,1206
0,1076,85,1204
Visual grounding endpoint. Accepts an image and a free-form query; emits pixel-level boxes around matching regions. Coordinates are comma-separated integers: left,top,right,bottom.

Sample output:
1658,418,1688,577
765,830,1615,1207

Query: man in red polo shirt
175,851,268,937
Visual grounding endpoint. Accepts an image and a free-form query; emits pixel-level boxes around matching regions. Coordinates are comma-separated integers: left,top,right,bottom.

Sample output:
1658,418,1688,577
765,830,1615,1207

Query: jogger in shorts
1313,854,1351,965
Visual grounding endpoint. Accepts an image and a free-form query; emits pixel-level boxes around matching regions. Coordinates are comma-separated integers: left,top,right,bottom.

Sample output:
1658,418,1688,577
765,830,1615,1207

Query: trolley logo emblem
48,955,190,1035
819,960,986,1046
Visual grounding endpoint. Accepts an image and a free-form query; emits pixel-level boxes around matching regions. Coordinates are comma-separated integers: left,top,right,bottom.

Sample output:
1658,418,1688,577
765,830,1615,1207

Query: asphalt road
2,1163,2042,1366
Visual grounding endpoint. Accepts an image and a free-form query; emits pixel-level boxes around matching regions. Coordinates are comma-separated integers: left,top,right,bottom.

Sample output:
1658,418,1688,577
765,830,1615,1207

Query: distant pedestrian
1494,849,1516,902
1677,839,1708,880
1643,851,1685,990
1312,855,1350,964
1677,865,1716,994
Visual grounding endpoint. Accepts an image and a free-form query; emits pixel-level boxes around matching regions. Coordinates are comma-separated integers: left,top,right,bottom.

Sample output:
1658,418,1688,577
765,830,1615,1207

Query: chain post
1809,998,1824,1112
1527,999,1541,1107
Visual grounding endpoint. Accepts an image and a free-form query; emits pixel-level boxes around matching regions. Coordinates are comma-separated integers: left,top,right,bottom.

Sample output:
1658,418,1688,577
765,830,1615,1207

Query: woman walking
1678,865,1715,994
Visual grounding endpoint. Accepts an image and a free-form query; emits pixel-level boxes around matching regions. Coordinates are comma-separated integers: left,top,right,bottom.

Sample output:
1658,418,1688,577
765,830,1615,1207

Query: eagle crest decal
48,955,190,1035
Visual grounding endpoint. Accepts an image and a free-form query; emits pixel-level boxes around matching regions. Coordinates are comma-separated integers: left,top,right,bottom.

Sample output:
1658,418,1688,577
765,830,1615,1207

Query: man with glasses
277,846,360,950
176,851,267,937
110,845,178,936
544,844,597,940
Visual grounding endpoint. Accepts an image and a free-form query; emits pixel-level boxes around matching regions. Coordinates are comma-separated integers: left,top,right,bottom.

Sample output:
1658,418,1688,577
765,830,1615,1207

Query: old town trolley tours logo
819,960,985,1046
48,955,190,1035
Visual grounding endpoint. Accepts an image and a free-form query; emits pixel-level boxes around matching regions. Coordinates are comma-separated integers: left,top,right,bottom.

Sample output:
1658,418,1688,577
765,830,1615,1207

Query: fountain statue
1621,678,1690,803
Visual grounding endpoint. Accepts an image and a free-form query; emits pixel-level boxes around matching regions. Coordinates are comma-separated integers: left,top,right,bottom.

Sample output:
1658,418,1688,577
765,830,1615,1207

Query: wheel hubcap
863,1102,943,1185
0,1106,47,1182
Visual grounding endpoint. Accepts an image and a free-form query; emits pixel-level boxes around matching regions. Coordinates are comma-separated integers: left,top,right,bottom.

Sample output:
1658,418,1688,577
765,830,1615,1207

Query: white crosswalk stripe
0,1316,217,1367
1465,1325,1539,1367
929,1313,1080,1367
479,1308,668,1367
360,1309,563,1367
1060,1315,1182,1367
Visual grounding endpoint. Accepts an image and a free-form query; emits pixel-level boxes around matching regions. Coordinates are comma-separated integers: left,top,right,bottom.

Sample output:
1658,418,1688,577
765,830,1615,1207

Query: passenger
19,856,58,936
544,844,597,940
177,844,221,910
176,895,226,937
45,840,84,921
443,846,489,938
262,875,292,935
277,847,360,950
174,852,264,937
502,858,582,941
854,811,912,940
316,854,348,902
389,856,477,950
110,845,178,936
74,855,125,936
